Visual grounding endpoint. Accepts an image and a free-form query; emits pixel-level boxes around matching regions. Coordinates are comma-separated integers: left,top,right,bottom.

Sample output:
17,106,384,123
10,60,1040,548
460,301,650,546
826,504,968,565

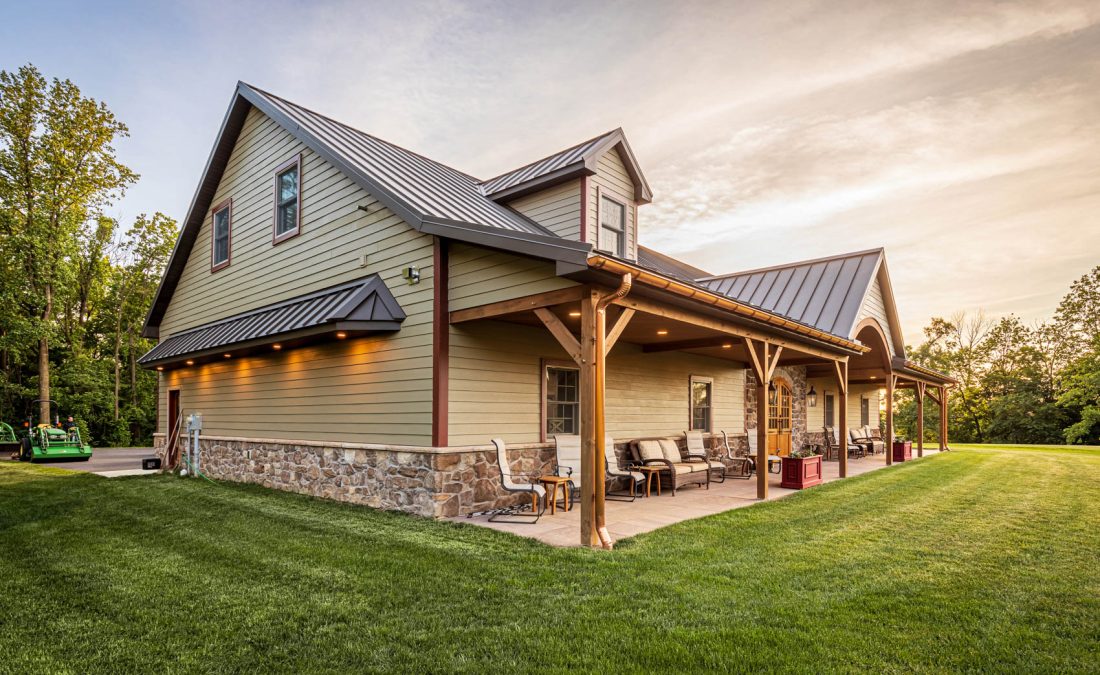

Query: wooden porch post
885,374,895,465
745,338,780,499
835,360,848,478
940,385,949,451
916,381,925,458
579,290,599,548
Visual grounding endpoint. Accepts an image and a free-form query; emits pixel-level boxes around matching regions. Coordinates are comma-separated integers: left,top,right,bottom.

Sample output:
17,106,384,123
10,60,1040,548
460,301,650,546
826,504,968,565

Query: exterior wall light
768,381,777,405
402,266,420,285
807,385,817,407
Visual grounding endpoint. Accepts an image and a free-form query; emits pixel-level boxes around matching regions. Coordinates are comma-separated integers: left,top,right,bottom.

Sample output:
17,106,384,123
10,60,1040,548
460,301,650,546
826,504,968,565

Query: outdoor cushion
668,463,698,475
637,440,665,462
658,439,683,463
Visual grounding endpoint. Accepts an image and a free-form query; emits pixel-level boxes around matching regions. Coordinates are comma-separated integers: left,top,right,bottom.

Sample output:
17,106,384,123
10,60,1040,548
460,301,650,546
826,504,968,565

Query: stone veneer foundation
153,433,746,519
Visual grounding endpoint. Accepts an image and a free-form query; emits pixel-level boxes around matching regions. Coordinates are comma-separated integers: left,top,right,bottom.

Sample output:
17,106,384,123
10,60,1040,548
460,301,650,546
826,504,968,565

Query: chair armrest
685,453,708,463
553,465,572,477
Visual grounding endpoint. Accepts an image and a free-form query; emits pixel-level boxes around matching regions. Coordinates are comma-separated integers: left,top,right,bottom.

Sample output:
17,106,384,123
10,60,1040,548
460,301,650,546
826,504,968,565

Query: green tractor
0,421,19,457
18,400,93,462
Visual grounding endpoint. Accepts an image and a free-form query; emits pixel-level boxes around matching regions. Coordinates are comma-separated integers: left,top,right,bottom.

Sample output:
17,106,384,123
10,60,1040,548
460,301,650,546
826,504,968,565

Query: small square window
211,200,231,271
273,155,301,243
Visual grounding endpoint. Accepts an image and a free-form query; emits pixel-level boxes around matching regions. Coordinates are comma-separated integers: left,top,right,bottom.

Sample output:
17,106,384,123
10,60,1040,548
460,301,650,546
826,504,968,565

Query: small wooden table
539,475,571,514
636,465,666,497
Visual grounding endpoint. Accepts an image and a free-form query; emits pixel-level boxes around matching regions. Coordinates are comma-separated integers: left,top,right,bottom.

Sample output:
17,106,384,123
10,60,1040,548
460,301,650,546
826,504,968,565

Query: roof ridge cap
700,247,885,281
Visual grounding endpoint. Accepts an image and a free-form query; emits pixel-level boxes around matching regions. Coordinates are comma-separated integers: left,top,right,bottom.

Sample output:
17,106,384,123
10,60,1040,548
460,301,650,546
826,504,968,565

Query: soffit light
186,360,194,366
656,329,668,336
336,332,347,339
568,310,581,318
273,344,282,350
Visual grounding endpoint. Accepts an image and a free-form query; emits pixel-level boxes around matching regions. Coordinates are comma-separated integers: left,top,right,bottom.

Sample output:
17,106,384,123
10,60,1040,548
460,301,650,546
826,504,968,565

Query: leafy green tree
0,64,137,424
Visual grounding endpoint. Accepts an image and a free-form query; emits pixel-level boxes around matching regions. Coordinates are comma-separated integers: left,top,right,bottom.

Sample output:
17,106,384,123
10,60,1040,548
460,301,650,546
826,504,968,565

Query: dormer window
273,154,301,244
210,199,231,272
598,195,625,257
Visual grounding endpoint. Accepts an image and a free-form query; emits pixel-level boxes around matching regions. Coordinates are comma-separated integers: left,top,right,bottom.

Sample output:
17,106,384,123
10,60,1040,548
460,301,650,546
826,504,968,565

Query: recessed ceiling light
568,311,581,318
156,366,164,371
223,353,232,358
273,344,282,350
870,375,877,379
336,331,347,339
186,360,194,366
721,343,732,349
656,330,668,336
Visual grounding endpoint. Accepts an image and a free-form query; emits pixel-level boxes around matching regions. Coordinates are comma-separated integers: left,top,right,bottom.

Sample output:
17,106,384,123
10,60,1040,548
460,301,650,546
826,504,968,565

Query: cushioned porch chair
605,435,645,501
824,427,863,461
478,439,545,523
629,438,709,496
684,430,727,483
719,430,753,479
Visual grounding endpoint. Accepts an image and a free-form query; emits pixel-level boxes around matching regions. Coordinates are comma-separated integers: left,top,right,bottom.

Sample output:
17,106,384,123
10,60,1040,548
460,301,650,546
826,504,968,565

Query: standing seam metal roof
138,276,404,364
250,86,553,237
698,249,883,338
478,130,618,196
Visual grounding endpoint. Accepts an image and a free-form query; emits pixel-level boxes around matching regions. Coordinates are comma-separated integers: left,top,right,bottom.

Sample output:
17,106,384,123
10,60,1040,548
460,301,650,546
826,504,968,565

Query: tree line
0,64,176,446
895,266,1100,446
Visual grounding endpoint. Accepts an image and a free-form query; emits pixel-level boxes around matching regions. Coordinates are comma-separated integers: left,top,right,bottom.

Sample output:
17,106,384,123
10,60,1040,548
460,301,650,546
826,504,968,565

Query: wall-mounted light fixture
768,381,777,405
807,385,817,408
403,266,420,285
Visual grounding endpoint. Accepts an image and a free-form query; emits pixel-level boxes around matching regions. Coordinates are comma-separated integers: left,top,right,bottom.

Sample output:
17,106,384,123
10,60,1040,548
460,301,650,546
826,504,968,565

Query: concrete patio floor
457,449,943,546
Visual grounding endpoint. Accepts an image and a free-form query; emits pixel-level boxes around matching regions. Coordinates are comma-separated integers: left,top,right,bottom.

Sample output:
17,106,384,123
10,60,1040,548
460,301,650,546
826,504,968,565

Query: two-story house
140,82,953,531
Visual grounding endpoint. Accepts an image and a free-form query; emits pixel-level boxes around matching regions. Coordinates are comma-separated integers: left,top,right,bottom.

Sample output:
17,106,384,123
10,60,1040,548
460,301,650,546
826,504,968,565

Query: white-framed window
598,195,625,257
273,154,301,244
544,365,580,437
690,376,713,432
824,392,835,429
210,198,231,271
860,397,870,427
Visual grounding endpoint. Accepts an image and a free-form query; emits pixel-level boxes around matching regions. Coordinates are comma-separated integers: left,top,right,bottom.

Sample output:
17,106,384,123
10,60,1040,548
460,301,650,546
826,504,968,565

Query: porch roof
138,276,405,369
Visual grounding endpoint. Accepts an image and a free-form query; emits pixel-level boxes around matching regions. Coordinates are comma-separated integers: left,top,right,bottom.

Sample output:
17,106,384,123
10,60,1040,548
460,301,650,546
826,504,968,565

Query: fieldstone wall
745,366,809,451
151,433,745,518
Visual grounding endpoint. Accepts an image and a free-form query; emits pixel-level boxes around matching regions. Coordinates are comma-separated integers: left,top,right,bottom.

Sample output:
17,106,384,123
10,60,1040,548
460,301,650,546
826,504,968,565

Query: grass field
1,446,1097,672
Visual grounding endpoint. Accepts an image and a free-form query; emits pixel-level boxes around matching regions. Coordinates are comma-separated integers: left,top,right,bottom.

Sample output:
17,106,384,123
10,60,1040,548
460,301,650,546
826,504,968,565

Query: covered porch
461,447,945,546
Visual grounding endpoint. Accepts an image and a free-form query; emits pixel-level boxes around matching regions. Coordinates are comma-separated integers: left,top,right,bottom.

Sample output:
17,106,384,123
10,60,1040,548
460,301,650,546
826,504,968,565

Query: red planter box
892,441,912,462
780,455,823,489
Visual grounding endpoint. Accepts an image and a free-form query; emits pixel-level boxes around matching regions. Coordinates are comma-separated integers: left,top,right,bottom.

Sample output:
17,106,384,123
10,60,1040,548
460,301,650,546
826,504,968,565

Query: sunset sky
3,0,1097,342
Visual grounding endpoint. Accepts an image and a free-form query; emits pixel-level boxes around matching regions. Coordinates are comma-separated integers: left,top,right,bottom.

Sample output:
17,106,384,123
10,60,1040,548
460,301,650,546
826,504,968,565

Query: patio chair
477,439,545,523
866,426,886,455
629,437,709,496
683,430,727,483
605,434,645,501
824,427,862,461
719,430,753,479
557,434,645,501
746,429,783,474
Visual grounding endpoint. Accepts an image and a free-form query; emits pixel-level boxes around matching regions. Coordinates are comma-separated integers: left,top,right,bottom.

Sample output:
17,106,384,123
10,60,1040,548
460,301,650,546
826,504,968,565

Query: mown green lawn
1,446,1097,673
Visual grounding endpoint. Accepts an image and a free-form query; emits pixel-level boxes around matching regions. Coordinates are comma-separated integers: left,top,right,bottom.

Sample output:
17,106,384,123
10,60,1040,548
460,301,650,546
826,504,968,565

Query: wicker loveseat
629,437,710,495
849,425,885,456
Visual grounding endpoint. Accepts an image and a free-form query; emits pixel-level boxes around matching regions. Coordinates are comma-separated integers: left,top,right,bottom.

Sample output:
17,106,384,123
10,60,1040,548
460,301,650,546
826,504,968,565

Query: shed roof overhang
138,276,405,370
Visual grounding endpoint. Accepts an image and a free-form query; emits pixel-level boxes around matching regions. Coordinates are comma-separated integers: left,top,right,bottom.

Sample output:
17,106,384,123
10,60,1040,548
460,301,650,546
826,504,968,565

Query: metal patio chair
684,430,728,483
476,438,545,523
719,430,753,479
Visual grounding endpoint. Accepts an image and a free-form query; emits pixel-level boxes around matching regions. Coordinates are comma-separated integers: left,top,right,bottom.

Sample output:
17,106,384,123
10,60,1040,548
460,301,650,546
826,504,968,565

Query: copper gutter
588,255,869,354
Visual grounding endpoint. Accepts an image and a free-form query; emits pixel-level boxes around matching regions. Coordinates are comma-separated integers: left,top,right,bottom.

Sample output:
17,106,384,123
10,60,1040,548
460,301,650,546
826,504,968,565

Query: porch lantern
768,380,777,405
807,385,817,407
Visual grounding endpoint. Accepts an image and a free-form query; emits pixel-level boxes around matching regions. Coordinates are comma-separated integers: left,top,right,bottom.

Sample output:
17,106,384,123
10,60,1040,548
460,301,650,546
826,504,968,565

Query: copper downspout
593,273,632,550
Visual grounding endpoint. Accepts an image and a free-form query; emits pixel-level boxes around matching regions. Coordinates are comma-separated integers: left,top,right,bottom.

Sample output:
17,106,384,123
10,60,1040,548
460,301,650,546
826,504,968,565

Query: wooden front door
167,389,181,468
767,382,792,456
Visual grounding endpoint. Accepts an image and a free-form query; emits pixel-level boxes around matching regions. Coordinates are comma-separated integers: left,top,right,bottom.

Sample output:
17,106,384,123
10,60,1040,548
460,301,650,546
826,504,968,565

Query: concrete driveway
3,447,158,477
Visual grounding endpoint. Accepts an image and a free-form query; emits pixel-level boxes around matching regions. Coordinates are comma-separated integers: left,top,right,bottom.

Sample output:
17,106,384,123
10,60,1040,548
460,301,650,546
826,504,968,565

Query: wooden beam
833,360,848,395
578,291,598,547
449,285,587,324
756,376,769,501
534,308,582,365
432,238,449,447
916,381,926,458
940,385,949,451
616,295,853,361
765,346,784,381
836,360,848,478
885,373,896,465
776,357,832,367
604,308,635,356
744,337,766,381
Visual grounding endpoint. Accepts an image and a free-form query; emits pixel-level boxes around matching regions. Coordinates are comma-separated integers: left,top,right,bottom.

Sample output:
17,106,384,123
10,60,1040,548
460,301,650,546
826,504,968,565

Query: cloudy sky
3,0,1097,342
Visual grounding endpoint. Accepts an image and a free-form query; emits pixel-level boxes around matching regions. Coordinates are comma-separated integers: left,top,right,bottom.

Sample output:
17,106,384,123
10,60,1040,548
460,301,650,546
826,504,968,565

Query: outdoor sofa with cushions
849,426,885,456
629,437,710,495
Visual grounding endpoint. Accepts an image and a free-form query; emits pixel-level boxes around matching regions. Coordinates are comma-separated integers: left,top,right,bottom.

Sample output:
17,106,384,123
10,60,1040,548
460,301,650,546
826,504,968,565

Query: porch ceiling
484,300,842,367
